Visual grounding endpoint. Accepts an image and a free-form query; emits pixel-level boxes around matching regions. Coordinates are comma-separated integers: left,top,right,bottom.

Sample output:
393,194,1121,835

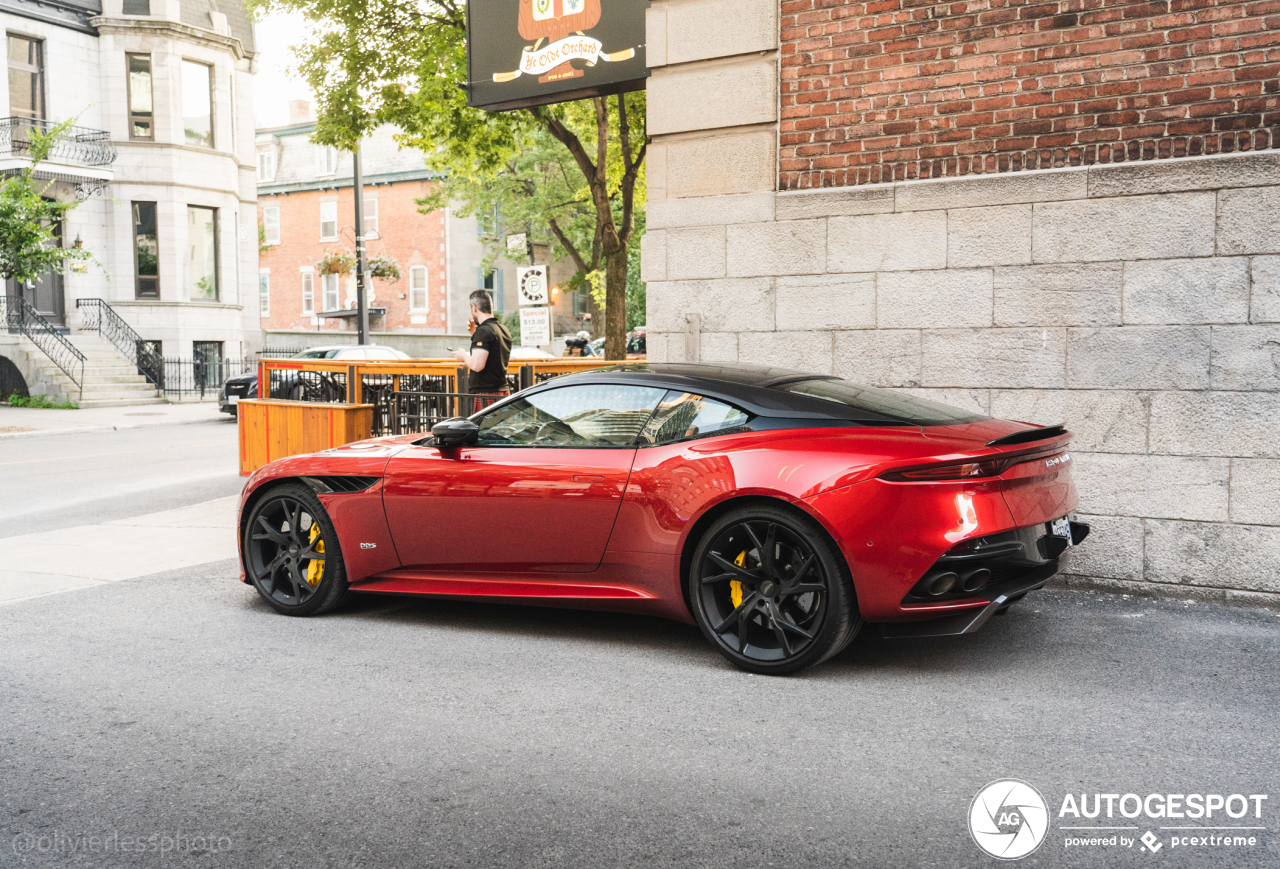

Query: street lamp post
352,143,369,345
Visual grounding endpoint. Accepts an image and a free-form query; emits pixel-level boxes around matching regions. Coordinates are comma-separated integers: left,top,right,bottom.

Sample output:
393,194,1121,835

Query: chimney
288,100,313,125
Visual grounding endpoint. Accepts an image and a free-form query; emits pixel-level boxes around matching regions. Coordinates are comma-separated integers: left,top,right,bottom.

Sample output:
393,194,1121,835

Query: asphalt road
2,561,1276,868
0,419,241,538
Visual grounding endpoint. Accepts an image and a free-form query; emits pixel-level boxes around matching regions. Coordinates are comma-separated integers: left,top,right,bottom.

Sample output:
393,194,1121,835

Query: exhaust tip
926,571,958,596
961,568,992,593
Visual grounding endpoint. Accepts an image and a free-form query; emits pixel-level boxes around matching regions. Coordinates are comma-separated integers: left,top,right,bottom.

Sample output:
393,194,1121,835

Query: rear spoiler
986,424,1068,447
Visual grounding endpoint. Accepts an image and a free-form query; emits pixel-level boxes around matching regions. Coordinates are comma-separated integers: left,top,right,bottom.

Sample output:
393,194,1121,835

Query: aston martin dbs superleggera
238,364,1089,674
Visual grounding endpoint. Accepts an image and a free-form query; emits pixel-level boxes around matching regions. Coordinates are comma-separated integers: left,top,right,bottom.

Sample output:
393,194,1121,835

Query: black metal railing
2,295,84,399
258,346,310,358
374,392,501,437
157,356,258,399
0,117,117,167
75,298,163,387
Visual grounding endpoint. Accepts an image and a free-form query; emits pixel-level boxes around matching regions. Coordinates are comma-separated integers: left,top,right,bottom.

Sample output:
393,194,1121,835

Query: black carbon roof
535,363,985,426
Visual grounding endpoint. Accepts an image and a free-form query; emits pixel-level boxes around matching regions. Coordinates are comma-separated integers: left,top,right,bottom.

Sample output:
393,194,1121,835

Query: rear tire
688,505,861,675
242,483,349,616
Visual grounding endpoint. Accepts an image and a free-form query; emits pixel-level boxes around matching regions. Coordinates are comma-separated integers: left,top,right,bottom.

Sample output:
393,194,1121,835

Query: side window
475,385,666,447
638,392,751,445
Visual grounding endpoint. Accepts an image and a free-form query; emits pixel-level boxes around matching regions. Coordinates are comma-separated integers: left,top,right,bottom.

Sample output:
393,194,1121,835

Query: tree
0,121,95,285
246,0,645,359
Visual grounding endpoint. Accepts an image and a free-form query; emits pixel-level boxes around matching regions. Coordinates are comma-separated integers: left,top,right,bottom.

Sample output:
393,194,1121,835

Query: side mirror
432,418,479,447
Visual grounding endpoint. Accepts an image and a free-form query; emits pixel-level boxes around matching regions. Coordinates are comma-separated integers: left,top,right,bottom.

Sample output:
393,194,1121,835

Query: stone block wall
644,0,1280,603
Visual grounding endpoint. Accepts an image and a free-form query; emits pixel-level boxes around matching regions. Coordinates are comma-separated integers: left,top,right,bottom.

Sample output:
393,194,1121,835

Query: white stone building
1,0,259,376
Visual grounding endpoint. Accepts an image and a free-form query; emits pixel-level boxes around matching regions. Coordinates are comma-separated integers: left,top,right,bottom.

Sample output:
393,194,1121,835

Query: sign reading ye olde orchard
466,0,649,112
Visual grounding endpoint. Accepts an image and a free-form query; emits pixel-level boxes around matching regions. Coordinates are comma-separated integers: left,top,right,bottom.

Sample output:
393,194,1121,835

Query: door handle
572,475,604,483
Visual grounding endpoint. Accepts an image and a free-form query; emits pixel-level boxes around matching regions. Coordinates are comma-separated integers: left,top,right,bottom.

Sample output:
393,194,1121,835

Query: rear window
773,379,987,426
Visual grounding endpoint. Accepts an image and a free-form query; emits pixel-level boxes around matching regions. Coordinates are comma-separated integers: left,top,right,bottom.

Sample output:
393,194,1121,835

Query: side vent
302,476,381,494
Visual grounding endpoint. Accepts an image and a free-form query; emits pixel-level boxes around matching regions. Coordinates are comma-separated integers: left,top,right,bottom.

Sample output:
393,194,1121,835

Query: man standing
453,289,513,411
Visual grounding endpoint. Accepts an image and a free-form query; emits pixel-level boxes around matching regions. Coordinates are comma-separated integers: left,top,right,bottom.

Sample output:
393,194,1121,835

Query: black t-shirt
469,317,513,392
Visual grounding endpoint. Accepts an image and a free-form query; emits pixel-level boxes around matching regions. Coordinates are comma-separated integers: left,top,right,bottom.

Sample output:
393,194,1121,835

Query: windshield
293,349,341,359
773,378,987,426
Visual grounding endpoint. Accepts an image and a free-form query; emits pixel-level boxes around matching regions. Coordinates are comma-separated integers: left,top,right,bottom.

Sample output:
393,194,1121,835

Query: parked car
586,332,645,357
237,363,1088,675
220,345,410,416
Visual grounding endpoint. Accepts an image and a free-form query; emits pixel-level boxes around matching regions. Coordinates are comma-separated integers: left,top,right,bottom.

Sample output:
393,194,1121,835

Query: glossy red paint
236,420,1079,627
382,444,634,573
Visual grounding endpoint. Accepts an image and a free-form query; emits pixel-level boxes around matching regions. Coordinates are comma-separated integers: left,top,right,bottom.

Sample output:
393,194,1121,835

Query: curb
0,415,233,441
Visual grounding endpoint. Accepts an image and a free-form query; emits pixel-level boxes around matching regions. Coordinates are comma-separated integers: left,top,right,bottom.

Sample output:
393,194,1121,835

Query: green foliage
244,0,646,358
0,120,97,283
8,393,78,409
501,309,522,345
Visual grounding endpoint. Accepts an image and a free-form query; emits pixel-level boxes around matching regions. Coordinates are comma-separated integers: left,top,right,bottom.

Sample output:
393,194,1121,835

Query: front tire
689,505,861,675
243,483,349,616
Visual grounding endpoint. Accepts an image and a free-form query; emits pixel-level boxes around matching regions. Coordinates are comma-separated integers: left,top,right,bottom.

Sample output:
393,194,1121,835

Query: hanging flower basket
367,255,402,283
316,251,355,275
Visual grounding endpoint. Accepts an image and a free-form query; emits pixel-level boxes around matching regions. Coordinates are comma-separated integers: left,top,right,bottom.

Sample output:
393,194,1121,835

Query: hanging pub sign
466,0,649,113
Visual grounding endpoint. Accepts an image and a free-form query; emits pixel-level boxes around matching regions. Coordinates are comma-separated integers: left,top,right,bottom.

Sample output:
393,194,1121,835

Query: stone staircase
46,333,165,408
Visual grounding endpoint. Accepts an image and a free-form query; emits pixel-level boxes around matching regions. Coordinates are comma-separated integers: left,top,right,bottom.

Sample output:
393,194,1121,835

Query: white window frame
409,265,428,311
259,269,270,318
262,205,280,246
300,268,314,315
319,200,337,241
363,197,378,239
322,272,340,313
256,149,276,183
315,145,338,177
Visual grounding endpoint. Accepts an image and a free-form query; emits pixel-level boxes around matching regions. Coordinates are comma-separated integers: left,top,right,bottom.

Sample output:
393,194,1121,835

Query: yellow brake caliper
306,523,325,587
729,550,747,608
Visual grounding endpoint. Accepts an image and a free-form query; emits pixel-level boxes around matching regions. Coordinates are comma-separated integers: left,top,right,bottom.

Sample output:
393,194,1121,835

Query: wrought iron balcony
0,117,117,168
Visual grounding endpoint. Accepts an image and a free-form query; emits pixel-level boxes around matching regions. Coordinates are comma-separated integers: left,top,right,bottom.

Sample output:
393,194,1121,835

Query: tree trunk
604,242,628,360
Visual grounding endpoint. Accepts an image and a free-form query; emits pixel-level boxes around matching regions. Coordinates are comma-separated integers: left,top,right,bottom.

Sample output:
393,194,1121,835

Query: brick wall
258,182,448,333
780,0,1280,189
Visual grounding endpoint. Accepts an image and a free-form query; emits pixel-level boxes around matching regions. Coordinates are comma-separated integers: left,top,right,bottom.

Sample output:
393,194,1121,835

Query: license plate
227,395,238,404
1050,516,1072,545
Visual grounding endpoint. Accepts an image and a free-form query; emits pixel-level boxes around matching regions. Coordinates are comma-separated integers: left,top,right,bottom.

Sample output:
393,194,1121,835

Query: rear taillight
881,458,1012,482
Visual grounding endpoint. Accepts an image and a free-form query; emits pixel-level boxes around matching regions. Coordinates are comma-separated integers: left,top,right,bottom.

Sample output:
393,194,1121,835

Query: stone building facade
1,0,261,359
642,0,1280,603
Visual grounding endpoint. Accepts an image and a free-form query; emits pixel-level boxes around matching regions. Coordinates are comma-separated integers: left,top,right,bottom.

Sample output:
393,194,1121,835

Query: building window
478,267,503,313
321,272,340,313
363,197,378,238
259,270,270,317
187,205,218,299
262,206,280,245
256,149,275,182
319,201,337,241
315,145,337,177
125,54,153,140
301,269,314,314
7,36,45,121
181,60,213,148
122,0,150,14
409,266,427,311
194,341,223,388
132,201,159,299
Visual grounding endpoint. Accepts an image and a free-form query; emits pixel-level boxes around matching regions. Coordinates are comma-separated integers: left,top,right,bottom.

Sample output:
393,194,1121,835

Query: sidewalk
0,400,229,439
0,496,239,604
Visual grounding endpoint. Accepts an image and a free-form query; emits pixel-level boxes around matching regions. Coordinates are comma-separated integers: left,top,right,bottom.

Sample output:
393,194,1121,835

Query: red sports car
238,364,1088,674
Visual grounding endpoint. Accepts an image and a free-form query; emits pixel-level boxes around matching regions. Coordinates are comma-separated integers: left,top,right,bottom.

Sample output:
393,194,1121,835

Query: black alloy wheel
689,505,861,675
243,483,349,616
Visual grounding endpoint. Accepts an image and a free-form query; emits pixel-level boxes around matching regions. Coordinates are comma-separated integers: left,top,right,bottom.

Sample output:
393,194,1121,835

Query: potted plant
316,250,355,275
367,254,401,283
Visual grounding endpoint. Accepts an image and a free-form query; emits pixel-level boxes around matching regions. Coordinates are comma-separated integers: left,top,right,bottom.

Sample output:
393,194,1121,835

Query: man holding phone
453,289,513,411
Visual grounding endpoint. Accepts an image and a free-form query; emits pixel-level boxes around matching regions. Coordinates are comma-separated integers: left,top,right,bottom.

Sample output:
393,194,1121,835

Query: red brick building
778,0,1280,188
255,104,591,351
